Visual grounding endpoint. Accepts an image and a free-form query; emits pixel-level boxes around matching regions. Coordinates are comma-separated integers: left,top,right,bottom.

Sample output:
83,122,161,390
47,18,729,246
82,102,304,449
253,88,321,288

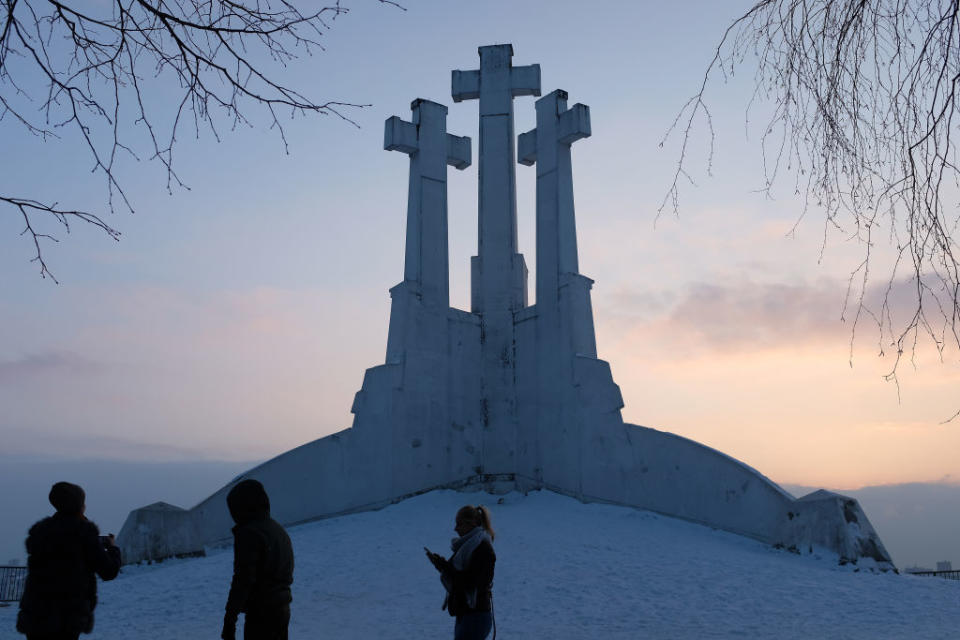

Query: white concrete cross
385,99,471,309
518,90,591,309
452,44,540,314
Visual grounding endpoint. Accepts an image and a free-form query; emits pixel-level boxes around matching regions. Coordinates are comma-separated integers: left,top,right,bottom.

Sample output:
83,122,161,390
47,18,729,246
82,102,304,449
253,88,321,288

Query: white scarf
441,526,491,609
451,526,490,570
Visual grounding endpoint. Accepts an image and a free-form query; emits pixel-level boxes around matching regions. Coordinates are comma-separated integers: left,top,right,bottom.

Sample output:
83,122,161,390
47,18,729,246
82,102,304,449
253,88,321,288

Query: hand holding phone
424,546,444,571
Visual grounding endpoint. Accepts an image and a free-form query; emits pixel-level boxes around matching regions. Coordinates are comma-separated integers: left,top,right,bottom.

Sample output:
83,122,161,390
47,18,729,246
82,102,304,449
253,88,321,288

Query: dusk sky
2,1,958,491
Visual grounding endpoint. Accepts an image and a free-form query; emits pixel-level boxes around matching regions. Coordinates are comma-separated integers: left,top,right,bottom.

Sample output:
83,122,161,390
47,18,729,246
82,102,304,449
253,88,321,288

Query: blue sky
2,1,958,489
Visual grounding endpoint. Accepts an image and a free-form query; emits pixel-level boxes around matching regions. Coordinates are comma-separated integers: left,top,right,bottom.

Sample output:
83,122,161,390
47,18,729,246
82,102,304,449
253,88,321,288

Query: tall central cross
452,44,540,473
453,44,540,314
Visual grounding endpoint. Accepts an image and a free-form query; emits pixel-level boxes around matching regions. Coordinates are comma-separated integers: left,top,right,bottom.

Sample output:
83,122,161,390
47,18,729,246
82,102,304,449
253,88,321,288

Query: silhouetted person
16,481,122,640
221,479,294,640
426,504,496,640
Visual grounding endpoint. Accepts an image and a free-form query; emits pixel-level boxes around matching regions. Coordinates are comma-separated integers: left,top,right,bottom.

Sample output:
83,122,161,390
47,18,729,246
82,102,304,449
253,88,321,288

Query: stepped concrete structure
118,45,893,569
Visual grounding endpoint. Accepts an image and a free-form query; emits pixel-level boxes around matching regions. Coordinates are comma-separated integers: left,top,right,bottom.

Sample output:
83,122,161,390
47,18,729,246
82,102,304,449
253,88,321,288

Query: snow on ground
2,490,958,639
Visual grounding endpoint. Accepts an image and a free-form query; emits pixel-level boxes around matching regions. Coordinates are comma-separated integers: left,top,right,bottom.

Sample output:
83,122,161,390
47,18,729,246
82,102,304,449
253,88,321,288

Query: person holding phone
425,505,496,640
17,481,122,640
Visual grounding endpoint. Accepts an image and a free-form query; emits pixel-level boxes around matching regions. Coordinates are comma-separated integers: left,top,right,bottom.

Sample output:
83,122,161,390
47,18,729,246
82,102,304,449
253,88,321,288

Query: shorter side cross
384,99,471,309
517,89,591,307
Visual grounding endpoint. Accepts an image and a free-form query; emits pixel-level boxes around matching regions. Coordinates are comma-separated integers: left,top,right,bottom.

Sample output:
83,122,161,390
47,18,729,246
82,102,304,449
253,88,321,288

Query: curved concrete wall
118,414,891,569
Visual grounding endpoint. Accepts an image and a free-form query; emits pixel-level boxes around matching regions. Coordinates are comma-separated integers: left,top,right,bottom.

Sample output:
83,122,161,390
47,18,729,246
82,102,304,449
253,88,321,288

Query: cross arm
511,64,541,97
451,69,480,103
558,103,591,144
447,134,472,170
452,64,541,102
384,116,418,155
517,129,537,166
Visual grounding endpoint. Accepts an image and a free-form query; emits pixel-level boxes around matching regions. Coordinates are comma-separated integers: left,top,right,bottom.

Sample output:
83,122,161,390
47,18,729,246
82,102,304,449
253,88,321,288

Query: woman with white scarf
426,505,496,640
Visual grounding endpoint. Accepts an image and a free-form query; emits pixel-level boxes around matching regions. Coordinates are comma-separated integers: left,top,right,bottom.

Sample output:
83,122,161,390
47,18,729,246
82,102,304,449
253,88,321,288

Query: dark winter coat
224,480,294,628
443,540,495,617
16,514,121,636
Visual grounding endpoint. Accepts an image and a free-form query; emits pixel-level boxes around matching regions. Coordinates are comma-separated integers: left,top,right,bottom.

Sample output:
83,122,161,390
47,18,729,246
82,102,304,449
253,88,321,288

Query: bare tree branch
4,194,121,282
1,0,402,280
664,0,960,408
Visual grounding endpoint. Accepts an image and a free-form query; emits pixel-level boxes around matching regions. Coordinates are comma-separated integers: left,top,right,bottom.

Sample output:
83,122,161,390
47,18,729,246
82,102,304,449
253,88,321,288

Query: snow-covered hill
3,490,957,639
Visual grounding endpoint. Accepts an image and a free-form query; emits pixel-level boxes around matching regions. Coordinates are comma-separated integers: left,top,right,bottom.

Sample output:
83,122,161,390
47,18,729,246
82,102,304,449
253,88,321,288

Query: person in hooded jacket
221,479,294,640
16,481,122,640
426,504,496,640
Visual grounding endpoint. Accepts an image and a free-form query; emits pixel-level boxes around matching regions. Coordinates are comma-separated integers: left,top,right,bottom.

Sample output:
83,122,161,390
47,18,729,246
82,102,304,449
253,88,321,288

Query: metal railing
0,566,27,602
906,569,960,581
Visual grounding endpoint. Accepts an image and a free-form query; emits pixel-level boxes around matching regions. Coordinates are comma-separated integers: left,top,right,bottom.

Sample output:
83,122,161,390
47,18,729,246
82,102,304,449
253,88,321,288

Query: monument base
118,417,893,570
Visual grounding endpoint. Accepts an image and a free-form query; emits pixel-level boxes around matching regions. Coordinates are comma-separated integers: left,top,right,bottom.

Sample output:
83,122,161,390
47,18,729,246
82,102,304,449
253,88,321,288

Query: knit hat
49,481,85,515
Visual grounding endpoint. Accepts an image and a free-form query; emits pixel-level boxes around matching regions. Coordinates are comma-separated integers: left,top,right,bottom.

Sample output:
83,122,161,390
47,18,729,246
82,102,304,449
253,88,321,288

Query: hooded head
226,479,270,525
49,481,85,516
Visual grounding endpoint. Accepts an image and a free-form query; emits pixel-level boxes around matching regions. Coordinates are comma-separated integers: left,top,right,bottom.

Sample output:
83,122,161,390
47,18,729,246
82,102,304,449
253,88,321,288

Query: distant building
936,561,952,572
